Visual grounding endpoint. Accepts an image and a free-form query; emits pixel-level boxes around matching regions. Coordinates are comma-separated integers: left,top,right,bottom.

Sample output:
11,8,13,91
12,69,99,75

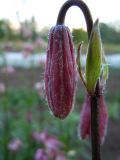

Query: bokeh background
0,0,120,160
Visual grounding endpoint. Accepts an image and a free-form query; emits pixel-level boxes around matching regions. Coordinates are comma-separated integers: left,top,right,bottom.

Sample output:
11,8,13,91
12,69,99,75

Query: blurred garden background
0,0,120,160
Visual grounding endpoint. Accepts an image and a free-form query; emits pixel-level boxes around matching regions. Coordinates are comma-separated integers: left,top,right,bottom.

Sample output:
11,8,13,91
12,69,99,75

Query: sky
0,0,120,30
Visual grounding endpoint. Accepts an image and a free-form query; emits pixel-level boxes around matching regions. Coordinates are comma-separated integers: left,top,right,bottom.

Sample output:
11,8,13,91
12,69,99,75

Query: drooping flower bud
79,94,108,144
45,25,77,119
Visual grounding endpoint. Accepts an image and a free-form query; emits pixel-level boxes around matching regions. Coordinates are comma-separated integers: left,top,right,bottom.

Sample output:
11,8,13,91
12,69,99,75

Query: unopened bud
85,19,102,94
79,94,108,144
45,25,77,119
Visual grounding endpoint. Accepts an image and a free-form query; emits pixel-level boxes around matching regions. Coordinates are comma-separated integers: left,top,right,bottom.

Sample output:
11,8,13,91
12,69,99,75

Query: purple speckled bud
45,25,77,119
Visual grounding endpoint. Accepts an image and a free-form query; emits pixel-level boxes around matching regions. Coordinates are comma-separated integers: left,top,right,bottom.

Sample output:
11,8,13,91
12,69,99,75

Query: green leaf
100,50,109,89
76,42,87,89
102,51,109,82
85,19,102,93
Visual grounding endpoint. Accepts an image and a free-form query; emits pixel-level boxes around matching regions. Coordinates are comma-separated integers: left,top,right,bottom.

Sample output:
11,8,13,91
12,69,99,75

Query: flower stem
91,91,101,160
56,0,93,38
56,0,101,160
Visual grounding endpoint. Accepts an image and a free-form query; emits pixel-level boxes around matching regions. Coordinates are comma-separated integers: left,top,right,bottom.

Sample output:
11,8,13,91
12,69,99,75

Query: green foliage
106,91,120,120
0,18,45,42
0,87,120,159
100,23,120,44
0,88,90,160
72,28,87,44
0,20,19,40
108,102,120,120
72,22,120,50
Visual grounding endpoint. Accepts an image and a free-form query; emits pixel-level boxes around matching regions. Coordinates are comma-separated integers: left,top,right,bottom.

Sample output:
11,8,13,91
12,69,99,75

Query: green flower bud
85,19,102,93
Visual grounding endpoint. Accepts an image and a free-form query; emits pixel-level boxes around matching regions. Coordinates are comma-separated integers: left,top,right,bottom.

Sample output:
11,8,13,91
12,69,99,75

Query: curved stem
56,1,101,160
56,0,93,39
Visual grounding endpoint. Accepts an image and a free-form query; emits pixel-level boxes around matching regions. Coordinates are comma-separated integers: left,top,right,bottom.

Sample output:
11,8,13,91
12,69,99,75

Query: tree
100,23,120,44
72,28,87,44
